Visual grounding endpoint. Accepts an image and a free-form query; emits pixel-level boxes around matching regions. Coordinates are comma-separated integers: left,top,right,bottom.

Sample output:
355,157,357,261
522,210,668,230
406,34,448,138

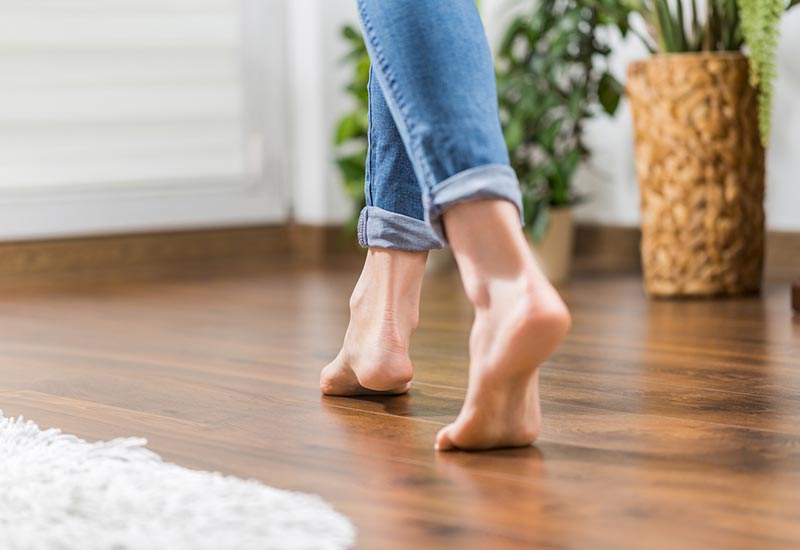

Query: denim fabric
358,67,444,250
356,0,524,251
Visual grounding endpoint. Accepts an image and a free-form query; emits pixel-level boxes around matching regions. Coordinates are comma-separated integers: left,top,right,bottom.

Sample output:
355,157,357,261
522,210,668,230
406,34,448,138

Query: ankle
349,247,426,321
348,274,422,333
464,269,570,333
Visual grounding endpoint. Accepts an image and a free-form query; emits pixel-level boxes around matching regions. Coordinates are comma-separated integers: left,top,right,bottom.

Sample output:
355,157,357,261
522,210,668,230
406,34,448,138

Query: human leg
321,70,435,396
356,0,570,449
355,0,523,240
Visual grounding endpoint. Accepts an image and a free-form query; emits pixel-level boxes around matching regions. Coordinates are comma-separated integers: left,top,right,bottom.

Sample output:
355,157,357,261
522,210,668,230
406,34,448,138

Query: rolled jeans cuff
357,206,445,251
425,164,524,243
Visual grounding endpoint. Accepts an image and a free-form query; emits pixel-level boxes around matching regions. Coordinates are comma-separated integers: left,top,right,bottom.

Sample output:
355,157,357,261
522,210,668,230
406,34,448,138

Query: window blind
0,0,251,191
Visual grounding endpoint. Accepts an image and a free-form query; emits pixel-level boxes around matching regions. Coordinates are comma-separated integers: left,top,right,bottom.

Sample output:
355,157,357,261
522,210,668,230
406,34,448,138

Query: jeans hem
426,164,524,242
357,206,445,251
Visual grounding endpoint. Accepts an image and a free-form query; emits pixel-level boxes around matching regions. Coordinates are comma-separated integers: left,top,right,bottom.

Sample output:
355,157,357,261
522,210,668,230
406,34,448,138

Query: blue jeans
356,0,523,251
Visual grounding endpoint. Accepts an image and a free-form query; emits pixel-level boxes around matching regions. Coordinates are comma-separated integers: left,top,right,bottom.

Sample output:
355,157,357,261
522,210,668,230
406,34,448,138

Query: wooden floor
1,262,799,549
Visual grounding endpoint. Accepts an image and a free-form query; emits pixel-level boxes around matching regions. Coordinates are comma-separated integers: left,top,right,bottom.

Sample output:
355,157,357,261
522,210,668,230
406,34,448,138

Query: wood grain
0,223,796,285
0,265,798,549
0,224,360,285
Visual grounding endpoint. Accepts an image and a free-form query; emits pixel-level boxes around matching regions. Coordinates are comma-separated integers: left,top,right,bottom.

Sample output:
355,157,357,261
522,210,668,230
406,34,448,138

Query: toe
434,425,457,451
321,360,412,396
319,369,333,395
319,358,356,396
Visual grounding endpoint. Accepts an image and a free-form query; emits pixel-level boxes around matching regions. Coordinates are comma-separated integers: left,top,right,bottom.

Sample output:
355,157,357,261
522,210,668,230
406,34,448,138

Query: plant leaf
598,72,623,115
530,202,551,241
336,154,366,183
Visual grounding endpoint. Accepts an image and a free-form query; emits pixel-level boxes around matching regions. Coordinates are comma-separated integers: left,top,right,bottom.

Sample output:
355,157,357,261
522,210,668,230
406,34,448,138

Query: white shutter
0,0,289,239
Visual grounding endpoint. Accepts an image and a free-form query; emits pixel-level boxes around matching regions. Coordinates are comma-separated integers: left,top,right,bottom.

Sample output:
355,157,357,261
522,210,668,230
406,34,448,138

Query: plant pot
526,206,574,283
626,52,765,298
425,247,456,273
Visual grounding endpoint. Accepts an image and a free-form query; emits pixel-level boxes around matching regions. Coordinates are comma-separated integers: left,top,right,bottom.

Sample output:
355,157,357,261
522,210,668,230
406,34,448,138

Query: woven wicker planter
627,52,765,297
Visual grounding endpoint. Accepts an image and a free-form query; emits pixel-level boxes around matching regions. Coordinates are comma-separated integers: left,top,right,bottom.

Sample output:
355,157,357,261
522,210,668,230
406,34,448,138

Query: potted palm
625,0,799,297
495,0,631,282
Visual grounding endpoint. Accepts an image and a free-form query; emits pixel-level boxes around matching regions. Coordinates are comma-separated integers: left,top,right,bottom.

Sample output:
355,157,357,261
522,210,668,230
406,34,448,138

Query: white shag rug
0,412,356,550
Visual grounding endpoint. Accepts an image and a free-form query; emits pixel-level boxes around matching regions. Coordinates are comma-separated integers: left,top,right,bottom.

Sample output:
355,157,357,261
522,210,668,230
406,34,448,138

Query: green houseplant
624,0,799,297
630,0,800,144
333,25,370,232
495,0,631,280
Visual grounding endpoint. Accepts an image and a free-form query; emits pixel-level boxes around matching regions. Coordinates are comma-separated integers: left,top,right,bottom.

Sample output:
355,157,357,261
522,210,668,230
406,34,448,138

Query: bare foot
435,200,571,451
320,248,427,396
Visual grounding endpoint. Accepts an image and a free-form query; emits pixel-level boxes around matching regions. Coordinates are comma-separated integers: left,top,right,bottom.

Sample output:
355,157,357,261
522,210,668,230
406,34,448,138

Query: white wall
765,13,800,231
300,1,800,230
285,0,355,225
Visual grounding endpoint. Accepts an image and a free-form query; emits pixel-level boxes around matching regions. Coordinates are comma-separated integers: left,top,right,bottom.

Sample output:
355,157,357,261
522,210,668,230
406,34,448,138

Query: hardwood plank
3,387,799,550
0,266,798,548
